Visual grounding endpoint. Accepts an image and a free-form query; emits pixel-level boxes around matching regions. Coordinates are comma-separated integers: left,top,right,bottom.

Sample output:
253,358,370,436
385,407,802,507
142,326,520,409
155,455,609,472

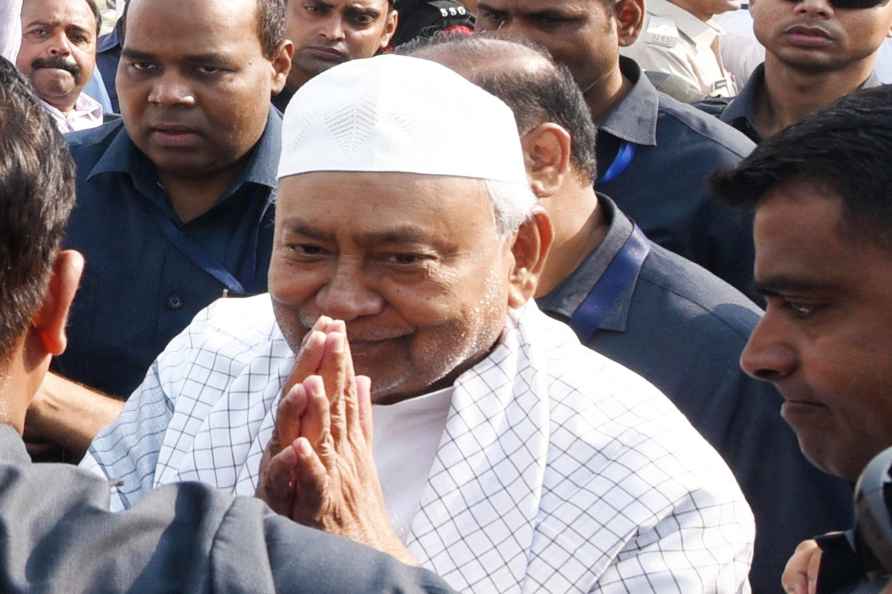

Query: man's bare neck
755,54,876,139
157,169,239,223
536,185,607,297
585,66,633,123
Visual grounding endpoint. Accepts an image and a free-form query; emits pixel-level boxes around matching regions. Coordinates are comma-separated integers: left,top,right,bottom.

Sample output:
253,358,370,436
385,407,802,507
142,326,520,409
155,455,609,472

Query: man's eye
29,27,49,38
128,62,157,73
196,65,223,76
351,14,375,25
784,301,818,319
290,244,327,257
304,3,320,13
385,253,431,266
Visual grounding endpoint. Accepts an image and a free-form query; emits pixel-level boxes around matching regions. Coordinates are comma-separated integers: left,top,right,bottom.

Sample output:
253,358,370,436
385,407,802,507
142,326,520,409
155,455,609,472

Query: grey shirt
538,196,853,594
0,424,453,594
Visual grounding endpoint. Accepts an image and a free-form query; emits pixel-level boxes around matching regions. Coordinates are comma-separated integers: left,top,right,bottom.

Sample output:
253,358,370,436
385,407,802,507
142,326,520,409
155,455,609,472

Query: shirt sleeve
80,359,173,512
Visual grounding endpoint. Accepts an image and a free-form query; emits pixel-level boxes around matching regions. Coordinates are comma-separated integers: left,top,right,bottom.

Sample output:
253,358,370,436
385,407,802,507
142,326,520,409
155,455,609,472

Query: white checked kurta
83,296,754,594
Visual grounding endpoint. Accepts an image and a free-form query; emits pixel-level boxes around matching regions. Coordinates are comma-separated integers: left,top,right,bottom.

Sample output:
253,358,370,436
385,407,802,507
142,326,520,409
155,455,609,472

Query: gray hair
484,179,537,236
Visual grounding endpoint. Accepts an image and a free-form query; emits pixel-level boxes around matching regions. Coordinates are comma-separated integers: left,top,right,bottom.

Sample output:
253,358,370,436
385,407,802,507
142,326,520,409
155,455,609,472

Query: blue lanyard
569,225,650,342
598,141,636,185
155,215,248,295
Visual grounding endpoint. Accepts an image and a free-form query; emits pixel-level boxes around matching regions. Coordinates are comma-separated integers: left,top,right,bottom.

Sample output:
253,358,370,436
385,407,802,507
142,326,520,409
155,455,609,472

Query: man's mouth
303,46,349,62
149,124,203,148
784,24,834,46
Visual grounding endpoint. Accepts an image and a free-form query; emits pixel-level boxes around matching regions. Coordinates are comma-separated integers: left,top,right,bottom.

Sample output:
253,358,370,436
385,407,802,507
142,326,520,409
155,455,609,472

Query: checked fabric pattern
83,296,754,594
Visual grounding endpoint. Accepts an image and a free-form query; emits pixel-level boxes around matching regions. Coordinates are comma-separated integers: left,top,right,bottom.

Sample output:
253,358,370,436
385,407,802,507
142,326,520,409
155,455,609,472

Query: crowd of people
0,0,891,592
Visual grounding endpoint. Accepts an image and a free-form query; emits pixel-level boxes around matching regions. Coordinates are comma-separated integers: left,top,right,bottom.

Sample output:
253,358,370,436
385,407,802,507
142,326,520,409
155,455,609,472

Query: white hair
484,179,537,236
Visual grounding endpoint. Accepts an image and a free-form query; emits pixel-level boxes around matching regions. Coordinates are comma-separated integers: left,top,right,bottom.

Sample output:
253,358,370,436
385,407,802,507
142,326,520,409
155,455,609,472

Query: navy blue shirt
95,25,122,114
53,113,280,397
596,58,757,298
715,63,882,144
539,196,853,594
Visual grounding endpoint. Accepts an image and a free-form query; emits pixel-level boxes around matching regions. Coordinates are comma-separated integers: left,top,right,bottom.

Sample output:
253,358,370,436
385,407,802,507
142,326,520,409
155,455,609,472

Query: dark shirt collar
721,63,763,141
538,195,637,332
88,109,281,197
723,62,884,142
598,57,660,147
97,25,122,53
0,424,30,465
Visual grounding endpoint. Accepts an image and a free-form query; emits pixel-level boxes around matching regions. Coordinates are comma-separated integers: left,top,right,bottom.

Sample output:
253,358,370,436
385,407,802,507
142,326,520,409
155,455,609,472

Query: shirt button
166,293,184,310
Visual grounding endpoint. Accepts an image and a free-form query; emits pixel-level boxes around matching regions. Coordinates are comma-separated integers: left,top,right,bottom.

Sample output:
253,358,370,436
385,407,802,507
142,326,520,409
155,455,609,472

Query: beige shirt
622,0,737,100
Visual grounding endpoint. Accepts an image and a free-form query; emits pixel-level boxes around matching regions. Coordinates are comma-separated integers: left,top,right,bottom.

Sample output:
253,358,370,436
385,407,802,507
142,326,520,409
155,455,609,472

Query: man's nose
319,16,346,41
47,32,72,56
147,72,196,107
794,0,833,17
739,317,798,382
314,264,384,321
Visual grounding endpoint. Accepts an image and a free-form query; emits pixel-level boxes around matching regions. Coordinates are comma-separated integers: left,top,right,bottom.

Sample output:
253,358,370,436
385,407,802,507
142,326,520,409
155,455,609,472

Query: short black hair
0,57,75,361
713,85,892,250
256,0,288,58
123,0,287,59
401,34,598,182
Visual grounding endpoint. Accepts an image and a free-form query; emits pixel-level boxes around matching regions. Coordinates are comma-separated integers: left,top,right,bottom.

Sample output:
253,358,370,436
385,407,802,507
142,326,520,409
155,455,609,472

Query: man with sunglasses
710,0,892,142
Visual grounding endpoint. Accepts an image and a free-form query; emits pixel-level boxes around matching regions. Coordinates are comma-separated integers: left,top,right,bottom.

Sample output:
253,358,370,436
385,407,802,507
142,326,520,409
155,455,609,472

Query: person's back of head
403,34,598,184
0,56,81,432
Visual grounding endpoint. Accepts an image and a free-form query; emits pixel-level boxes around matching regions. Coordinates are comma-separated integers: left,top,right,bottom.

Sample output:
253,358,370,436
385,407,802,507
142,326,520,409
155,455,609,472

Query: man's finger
292,436,328,526
271,383,309,458
806,545,822,594
284,329,327,396
302,375,331,456
258,442,299,517
320,329,349,443
356,375,373,445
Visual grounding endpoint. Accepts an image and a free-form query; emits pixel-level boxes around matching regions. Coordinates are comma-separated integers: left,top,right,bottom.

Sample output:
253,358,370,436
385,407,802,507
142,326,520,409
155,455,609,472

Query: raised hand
257,319,413,565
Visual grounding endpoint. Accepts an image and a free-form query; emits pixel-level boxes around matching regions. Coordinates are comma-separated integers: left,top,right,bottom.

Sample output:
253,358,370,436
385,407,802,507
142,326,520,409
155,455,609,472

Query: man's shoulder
655,91,755,159
635,243,762,341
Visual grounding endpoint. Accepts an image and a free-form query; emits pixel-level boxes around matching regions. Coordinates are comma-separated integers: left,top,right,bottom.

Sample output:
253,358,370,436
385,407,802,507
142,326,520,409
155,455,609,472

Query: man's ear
30,250,84,357
521,123,572,199
270,39,295,95
379,9,399,50
507,207,554,308
615,0,646,47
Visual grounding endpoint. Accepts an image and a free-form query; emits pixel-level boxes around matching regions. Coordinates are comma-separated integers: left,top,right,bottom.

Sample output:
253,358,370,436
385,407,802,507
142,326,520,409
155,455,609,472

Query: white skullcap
278,54,529,185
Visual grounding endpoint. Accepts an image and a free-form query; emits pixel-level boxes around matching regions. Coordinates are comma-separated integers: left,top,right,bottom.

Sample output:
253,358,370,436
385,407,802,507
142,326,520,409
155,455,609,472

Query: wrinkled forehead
21,0,96,27
277,170,497,238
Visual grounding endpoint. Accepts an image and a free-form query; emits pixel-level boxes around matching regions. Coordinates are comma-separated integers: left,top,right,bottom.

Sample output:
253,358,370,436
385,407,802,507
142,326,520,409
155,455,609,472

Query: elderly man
25,0,293,461
272,0,398,111
84,54,754,593
405,33,852,594
16,0,104,132
712,85,892,594
474,0,757,298
0,54,452,594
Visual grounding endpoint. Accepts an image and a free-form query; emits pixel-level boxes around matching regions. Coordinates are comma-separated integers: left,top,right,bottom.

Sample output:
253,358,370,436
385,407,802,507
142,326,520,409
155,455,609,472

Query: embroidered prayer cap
278,53,529,185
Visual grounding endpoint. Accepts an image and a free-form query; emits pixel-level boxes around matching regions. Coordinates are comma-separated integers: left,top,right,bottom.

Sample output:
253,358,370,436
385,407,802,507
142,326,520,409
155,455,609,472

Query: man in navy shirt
474,0,758,298
25,0,293,460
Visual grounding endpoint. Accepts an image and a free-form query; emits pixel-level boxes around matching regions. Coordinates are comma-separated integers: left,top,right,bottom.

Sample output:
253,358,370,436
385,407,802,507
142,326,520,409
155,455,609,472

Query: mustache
31,56,81,78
